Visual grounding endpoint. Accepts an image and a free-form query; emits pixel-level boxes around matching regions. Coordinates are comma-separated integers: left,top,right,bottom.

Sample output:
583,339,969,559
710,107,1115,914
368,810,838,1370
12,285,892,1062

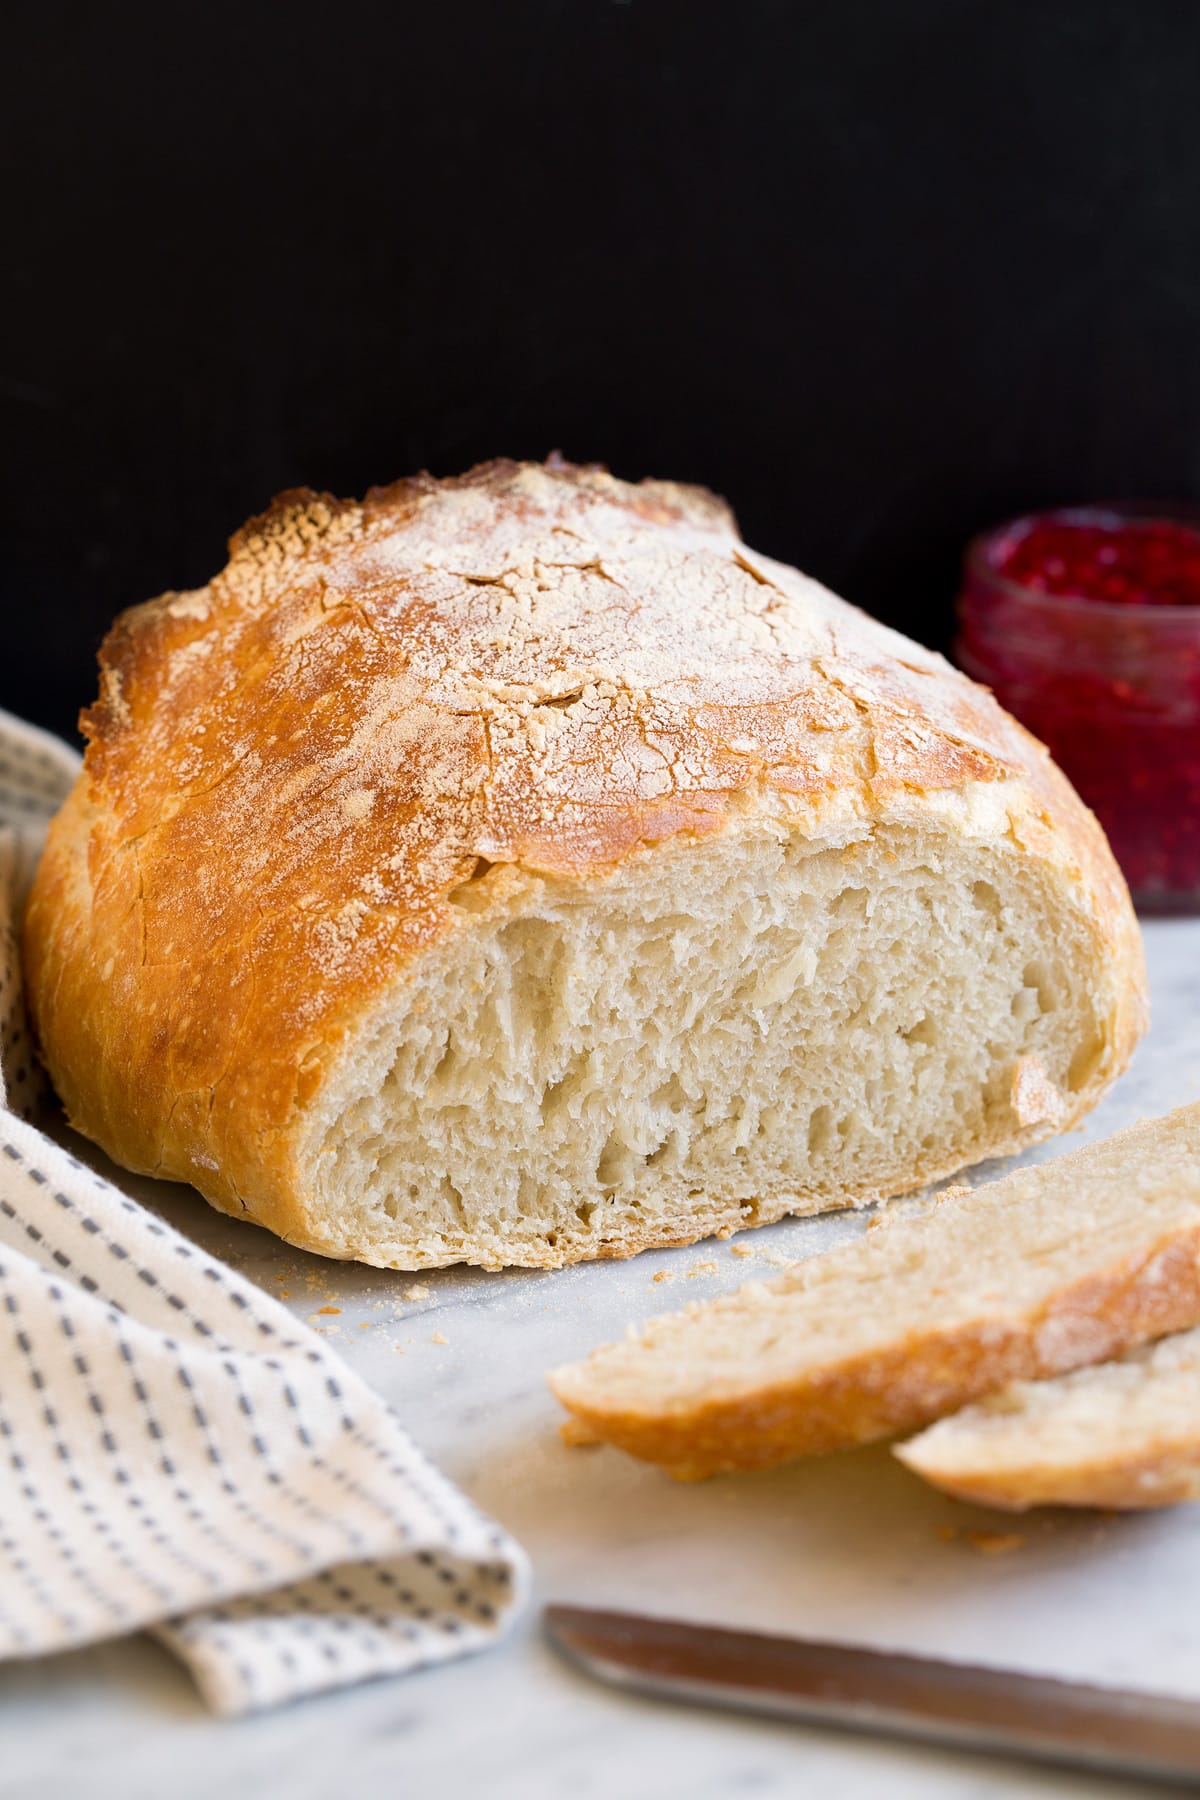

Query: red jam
994,516,1200,608
956,507,1200,913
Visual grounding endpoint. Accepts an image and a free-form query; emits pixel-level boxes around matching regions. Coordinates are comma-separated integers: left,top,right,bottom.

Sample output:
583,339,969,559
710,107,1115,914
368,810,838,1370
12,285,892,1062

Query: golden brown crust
550,1224,1200,1479
900,1447,1200,1512
23,458,1147,1260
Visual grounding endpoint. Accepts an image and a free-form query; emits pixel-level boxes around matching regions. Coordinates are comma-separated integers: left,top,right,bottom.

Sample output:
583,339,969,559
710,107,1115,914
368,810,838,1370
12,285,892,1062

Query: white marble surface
4,918,1200,1800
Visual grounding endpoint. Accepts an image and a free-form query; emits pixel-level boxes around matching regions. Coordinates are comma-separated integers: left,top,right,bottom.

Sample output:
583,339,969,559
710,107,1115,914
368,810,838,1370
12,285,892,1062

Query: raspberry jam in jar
955,505,1200,913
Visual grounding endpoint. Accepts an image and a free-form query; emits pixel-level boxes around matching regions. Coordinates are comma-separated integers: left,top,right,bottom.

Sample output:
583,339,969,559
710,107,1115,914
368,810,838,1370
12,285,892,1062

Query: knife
543,1604,1200,1787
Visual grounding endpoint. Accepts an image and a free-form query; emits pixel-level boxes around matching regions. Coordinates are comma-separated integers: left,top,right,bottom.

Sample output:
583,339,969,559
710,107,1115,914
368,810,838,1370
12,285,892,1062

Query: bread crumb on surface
688,1261,719,1278
935,1523,1024,1555
729,1244,753,1258
560,1417,605,1449
431,1330,448,1345
652,1270,674,1284
315,1304,341,1316
404,1282,431,1301
965,1530,1025,1556
758,1249,797,1269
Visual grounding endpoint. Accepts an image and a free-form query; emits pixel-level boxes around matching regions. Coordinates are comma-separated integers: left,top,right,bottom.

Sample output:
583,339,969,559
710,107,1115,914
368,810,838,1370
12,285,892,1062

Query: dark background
6,0,1200,742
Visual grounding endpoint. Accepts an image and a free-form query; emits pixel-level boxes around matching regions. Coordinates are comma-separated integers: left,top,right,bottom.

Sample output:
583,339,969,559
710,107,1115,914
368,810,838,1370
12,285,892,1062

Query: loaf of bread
549,1103,1200,1476
897,1324,1200,1510
24,459,1144,1269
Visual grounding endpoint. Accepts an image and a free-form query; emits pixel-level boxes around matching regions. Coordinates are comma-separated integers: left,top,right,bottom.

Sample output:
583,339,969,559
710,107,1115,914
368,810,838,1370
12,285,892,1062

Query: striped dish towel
0,708,529,1715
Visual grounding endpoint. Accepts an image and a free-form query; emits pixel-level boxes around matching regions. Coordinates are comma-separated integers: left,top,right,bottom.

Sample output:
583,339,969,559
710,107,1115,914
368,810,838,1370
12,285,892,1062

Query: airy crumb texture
549,1104,1200,1478
898,1323,1200,1511
297,817,1130,1269
24,458,1143,1269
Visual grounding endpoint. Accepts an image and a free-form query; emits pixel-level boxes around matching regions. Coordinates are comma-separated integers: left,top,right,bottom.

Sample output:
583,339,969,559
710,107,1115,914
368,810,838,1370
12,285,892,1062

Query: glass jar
955,504,1200,914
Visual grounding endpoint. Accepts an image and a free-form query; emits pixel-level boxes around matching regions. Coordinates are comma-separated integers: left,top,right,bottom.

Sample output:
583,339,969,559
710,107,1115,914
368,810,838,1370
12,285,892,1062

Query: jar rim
966,502,1200,620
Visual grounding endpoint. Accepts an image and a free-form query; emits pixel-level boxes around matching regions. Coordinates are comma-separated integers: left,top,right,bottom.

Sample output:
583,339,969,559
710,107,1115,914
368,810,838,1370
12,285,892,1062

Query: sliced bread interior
897,1324,1200,1511
549,1101,1200,1478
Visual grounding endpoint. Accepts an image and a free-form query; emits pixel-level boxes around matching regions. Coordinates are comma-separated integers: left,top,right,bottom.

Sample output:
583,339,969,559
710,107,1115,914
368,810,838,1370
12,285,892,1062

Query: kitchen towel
0,707,529,1715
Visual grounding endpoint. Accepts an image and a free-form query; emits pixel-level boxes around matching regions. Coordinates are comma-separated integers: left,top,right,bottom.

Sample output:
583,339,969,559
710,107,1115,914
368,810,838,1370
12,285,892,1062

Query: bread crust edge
549,1221,1200,1477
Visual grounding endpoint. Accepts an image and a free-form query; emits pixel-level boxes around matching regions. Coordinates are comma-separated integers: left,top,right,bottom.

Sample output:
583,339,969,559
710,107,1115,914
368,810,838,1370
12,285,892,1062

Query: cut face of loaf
549,1103,1200,1477
23,459,1144,1268
305,821,1119,1267
896,1327,1200,1511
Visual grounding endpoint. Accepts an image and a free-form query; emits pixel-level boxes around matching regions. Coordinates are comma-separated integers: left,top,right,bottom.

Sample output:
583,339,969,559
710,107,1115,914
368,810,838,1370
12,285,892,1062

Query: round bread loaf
23,459,1146,1269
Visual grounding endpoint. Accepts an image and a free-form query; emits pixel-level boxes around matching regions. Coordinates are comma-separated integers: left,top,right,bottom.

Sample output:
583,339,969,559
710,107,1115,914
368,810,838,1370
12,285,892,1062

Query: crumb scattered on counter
965,1530,1025,1557
758,1248,798,1269
405,1283,431,1301
934,1522,1025,1555
651,1270,674,1285
560,1417,604,1449
431,1330,448,1345
316,1305,341,1316
688,1261,718,1278
729,1244,753,1258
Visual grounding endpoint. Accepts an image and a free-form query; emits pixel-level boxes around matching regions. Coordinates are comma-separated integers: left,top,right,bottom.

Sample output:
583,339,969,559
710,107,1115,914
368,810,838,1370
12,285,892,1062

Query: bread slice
549,1103,1200,1478
24,459,1143,1269
897,1325,1200,1510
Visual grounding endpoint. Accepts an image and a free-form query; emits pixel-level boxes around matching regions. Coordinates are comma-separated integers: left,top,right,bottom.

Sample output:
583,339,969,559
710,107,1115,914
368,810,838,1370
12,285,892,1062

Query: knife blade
543,1604,1200,1787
